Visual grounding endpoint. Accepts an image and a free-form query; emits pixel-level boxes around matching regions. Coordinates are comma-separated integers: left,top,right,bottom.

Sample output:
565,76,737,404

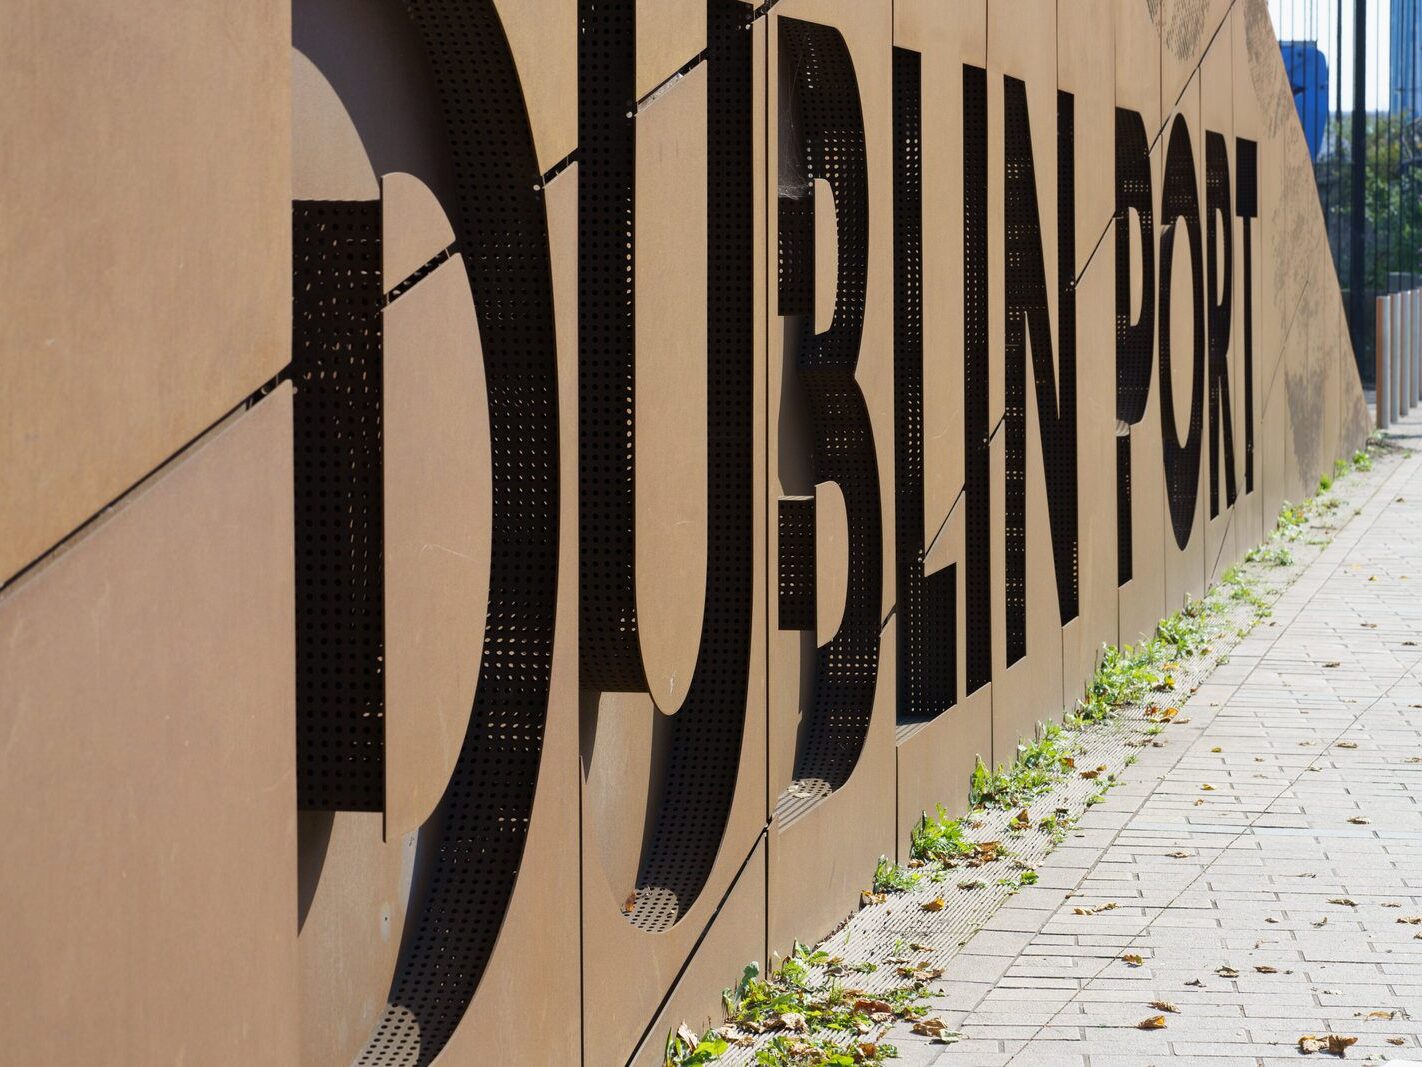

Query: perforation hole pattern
778,497,817,631
892,46,953,723
1158,114,1206,552
777,17,881,802
1237,137,1259,494
291,199,386,814
579,0,758,934
963,64,992,693
1115,106,1156,584
1205,130,1237,519
351,1,560,1063
1001,78,1079,665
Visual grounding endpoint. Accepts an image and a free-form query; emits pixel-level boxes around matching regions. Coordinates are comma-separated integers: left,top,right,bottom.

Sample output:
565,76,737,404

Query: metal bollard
1407,288,1415,415
1403,290,1411,418
1404,290,1416,406
1378,295,1391,429
1394,290,1404,423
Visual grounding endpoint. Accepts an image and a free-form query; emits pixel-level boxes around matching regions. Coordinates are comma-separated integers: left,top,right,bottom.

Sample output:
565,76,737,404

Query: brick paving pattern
889,431,1422,1065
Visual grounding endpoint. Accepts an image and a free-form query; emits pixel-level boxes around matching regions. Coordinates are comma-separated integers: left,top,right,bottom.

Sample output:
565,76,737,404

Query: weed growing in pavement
909,806,976,866
968,722,1077,809
662,944,928,1066
1353,448,1373,472
1245,543,1293,566
1074,643,1162,724
872,856,920,894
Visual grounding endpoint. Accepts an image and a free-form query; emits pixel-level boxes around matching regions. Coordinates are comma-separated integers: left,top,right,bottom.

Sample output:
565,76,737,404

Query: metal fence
1275,0,1422,384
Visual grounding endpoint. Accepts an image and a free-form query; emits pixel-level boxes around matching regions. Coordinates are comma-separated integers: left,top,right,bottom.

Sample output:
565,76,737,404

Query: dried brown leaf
1072,902,1117,916
1166,850,1190,859
1255,965,1278,974
1216,965,1240,978
1137,1015,1168,1030
1297,1033,1357,1055
1149,1000,1180,1013
1121,953,1144,966
1328,898,1359,907
921,897,946,912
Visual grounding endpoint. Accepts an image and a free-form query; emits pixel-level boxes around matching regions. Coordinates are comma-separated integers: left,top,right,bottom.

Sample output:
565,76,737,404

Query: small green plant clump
664,945,932,1066
969,722,1076,809
1074,643,1162,724
1245,543,1292,566
872,856,920,894
1353,448,1373,472
752,1034,899,1066
909,806,975,865
1154,599,1209,658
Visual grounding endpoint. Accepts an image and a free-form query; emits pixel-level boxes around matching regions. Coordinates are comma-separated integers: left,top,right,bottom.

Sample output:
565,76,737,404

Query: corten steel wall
0,1,1370,1064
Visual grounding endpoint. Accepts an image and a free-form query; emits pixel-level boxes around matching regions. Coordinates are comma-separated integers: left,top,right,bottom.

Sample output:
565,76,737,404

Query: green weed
872,856,920,894
910,807,975,865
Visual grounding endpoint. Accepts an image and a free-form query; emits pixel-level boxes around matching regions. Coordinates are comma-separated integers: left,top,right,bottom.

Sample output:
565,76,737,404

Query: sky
1268,0,1392,111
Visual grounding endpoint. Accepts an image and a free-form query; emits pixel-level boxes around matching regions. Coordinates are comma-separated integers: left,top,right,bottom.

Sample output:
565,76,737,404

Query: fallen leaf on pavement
1255,965,1279,974
896,965,944,982
921,898,945,912
853,999,893,1015
1297,1034,1357,1056
911,1017,961,1044
1137,1015,1168,1030
1073,902,1117,916
1200,784,1215,791
1185,978,1204,987
1347,817,1371,825
1216,965,1240,978
1336,741,1359,749
1211,746,1223,753
1312,917,1329,928
1121,953,1143,966
860,891,887,906
1360,1010,1396,1020
1166,851,1190,858
1397,916,1422,925
1328,898,1359,907
1389,1036,1406,1046
622,891,638,915
1149,1000,1179,1013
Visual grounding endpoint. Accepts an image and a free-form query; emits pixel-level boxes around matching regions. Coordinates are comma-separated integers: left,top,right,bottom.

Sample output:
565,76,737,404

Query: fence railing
1375,289,1422,428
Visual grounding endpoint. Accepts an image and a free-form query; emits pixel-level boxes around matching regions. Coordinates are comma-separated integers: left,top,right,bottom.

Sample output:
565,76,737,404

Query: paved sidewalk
895,430,1422,1065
